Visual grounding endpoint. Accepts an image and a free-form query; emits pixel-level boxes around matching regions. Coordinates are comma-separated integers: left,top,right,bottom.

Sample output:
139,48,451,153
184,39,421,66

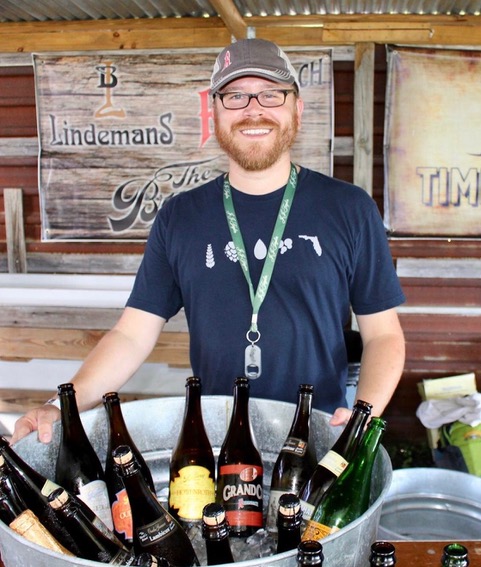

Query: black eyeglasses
214,89,296,110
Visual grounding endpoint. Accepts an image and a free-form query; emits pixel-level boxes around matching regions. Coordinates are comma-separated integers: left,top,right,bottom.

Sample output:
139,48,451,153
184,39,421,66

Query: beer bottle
302,417,386,541
441,543,469,567
113,445,200,567
134,553,171,566
55,382,113,530
0,471,73,555
0,438,81,555
201,502,235,565
0,435,123,550
216,377,263,537
297,540,324,566
369,541,397,566
48,487,136,564
298,399,372,520
276,493,302,554
103,391,155,546
267,384,317,533
169,377,215,529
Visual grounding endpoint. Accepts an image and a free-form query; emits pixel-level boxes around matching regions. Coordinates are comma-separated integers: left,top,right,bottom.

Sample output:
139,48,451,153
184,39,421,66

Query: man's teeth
242,128,270,135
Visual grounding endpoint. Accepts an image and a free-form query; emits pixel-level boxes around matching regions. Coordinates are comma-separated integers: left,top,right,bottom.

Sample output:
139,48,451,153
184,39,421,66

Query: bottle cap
48,488,70,509
278,493,301,517
113,445,134,465
202,502,226,526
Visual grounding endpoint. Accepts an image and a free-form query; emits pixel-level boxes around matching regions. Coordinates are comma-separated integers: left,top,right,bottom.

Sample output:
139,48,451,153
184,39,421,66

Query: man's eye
263,91,281,99
227,93,246,101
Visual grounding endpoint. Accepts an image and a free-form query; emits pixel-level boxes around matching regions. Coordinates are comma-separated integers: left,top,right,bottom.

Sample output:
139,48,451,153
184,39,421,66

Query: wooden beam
1,15,481,53
208,0,247,40
353,43,374,195
0,328,190,367
4,188,27,274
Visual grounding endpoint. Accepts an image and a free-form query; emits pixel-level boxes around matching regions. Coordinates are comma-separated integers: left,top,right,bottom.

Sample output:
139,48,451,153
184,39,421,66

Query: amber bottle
298,399,372,520
216,377,264,537
201,502,235,565
276,493,303,554
169,377,215,529
103,391,155,546
369,540,397,566
267,384,317,533
297,540,324,566
55,383,113,530
113,445,200,566
48,487,136,564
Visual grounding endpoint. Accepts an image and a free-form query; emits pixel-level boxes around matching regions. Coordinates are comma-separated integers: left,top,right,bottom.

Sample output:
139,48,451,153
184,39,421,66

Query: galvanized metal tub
0,396,392,566
378,467,481,541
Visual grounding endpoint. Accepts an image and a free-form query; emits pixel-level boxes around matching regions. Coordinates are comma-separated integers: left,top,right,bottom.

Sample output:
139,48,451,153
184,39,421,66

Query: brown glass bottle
276,493,303,554
0,437,81,555
298,399,372,520
216,377,263,537
369,541,397,566
48,487,136,564
267,384,317,533
113,445,200,567
169,377,215,529
103,391,155,546
55,382,113,530
201,502,235,565
0,471,73,555
297,540,324,566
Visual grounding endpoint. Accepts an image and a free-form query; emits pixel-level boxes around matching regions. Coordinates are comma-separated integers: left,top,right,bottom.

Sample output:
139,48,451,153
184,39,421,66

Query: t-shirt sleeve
349,201,405,315
126,207,183,320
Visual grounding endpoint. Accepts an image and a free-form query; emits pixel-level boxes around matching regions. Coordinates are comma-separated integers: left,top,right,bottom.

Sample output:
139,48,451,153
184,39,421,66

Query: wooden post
353,43,375,196
4,188,27,273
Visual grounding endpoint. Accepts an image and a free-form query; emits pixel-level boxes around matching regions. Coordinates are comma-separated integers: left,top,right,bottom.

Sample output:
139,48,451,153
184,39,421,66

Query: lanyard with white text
222,163,298,379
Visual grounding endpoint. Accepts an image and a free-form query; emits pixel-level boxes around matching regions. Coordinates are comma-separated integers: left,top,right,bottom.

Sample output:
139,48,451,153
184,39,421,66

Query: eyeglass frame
213,88,297,110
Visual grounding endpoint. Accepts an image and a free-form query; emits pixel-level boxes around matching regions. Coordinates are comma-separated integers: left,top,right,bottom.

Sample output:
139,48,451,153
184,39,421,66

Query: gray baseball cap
210,38,299,95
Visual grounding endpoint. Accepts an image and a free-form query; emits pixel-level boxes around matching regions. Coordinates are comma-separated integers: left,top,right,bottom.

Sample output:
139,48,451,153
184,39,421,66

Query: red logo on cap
223,51,231,70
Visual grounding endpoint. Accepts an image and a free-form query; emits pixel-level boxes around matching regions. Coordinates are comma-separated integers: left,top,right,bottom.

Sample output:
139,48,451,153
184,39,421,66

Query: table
1,540,481,566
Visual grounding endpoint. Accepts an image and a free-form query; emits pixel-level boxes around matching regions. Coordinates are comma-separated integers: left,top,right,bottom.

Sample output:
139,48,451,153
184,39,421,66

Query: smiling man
12,39,405,445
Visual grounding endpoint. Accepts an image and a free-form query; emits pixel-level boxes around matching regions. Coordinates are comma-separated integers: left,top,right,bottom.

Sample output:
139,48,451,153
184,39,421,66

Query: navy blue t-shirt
127,167,405,412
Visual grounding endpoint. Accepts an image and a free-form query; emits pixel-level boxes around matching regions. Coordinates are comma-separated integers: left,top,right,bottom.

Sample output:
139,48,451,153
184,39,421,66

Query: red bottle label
218,464,263,529
111,488,132,540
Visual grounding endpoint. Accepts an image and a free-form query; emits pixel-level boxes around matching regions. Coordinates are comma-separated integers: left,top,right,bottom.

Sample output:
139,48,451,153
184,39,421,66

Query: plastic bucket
0,396,392,566
378,467,481,540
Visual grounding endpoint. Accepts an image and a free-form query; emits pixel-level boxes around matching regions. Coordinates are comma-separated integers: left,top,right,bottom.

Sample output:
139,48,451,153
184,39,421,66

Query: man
12,38,405,444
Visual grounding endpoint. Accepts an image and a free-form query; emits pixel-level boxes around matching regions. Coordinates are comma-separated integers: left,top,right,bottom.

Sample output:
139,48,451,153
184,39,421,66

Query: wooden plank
353,42,374,195
0,388,155,414
4,188,27,273
0,138,38,158
0,306,188,333
0,328,191,366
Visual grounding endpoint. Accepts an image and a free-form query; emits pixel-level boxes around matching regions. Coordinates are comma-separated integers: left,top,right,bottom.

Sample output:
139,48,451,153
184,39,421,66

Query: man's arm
11,307,166,444
330,307,405,425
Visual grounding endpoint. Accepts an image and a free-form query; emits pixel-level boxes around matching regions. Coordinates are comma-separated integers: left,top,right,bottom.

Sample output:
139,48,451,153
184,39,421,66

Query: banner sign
34,50,333,241
384,46,481,236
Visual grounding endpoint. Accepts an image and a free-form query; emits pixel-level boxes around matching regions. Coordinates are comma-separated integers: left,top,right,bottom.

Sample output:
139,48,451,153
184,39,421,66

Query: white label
78,479,113,530
318,450,348,477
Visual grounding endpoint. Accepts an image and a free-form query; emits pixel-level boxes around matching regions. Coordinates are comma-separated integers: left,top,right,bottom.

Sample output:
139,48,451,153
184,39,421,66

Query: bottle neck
289,390,313,438
331,404,371,457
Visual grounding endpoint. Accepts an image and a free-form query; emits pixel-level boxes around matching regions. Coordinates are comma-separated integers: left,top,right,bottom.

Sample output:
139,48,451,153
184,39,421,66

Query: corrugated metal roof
0,0,480,23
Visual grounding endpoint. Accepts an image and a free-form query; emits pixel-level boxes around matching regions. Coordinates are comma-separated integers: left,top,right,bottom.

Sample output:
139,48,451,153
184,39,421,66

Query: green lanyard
222,163,298,378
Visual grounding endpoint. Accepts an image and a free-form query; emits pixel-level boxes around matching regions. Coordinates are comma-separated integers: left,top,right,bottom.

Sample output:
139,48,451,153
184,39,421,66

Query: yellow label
318,450,348,477
169,465,215,521
302,519,340,541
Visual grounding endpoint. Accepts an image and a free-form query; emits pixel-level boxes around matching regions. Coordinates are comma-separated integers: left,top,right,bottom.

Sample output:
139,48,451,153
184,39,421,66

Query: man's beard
214,112,299,171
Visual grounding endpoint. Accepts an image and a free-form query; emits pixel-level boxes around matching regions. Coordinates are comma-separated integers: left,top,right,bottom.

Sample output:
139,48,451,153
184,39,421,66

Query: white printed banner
34,49,333,240
385,46,481,236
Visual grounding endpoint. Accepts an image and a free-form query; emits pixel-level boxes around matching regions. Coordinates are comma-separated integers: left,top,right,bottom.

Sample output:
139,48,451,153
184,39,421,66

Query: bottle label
169,465,215,521
218,464,263,529
40,478,61,498
78,479,114,530
111,487,133,540
318,450,348,477
299,499,315,521
266,488,285,533
137,514,178,548
281,436,308,456
302,518,339,541
110,549,135,565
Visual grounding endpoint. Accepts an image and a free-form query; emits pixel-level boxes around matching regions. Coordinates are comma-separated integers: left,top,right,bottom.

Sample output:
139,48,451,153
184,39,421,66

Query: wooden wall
1,36,480,444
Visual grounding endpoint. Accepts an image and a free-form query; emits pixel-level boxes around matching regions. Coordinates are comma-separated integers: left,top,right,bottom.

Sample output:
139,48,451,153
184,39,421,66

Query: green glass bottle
302,417,386,541
441,543,469,567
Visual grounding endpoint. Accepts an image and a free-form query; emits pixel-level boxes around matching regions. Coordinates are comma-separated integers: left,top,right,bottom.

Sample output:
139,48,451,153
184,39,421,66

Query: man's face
213,77,303,172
